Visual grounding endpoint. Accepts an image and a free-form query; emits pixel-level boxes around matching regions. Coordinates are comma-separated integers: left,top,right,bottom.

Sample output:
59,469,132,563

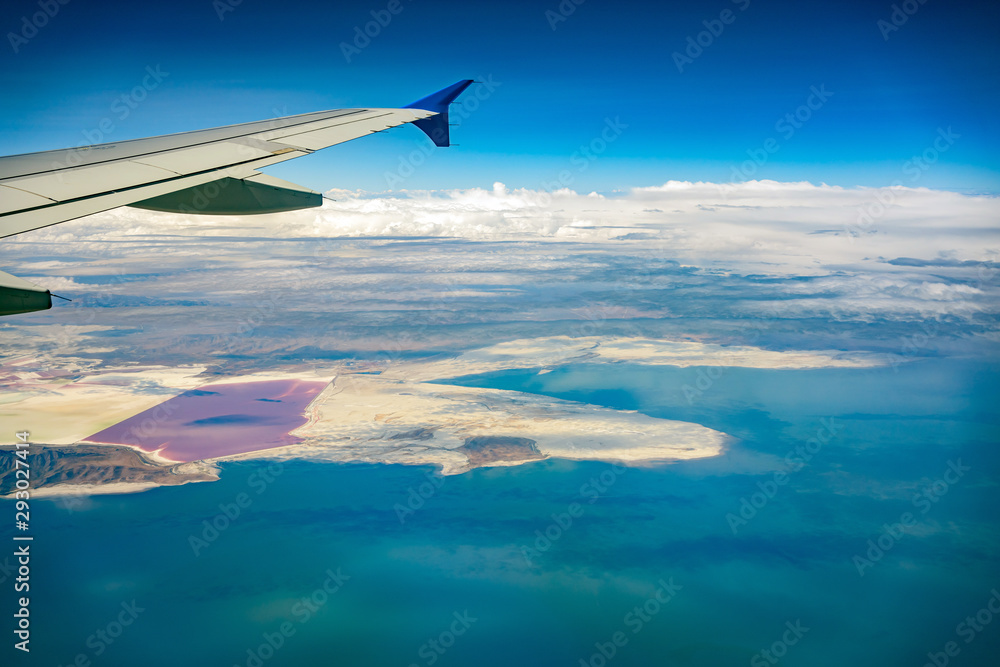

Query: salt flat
0,335,907,490
260,374,729,475
0,364,206,445
383,335,886,383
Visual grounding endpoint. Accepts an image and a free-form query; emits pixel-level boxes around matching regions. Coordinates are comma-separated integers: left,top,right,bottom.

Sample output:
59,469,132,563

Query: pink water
85,379,328,462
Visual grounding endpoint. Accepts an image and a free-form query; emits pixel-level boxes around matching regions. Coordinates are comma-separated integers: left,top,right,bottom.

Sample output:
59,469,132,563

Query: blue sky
1,0,997,193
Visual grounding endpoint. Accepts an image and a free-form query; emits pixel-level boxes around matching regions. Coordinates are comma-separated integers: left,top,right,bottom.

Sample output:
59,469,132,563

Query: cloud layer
18,180,997,272
2,181,997,375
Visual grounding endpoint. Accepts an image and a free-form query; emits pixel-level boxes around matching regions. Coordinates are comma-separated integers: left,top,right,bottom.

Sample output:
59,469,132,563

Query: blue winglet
404,80,475,147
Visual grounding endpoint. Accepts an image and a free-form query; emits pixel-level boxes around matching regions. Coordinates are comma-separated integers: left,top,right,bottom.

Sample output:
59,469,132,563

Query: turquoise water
2,359,998,666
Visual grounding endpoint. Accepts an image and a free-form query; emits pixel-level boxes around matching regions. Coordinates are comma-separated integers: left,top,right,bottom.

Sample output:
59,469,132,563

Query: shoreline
0,441,728,497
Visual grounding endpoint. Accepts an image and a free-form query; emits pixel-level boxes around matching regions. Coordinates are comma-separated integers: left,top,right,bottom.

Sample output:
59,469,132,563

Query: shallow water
2,359,997,666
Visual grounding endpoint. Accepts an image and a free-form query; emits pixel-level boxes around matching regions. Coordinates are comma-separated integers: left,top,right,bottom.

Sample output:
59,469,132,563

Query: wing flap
0,185,57,214
130,173,321,215
0,170,238,237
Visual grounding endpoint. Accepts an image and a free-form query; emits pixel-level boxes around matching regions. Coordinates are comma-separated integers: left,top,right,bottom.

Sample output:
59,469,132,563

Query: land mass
0,445,217,496
275,375,729,475
458,436,546,467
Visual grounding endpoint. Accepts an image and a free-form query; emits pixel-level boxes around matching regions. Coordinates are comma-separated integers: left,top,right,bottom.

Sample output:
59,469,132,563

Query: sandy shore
382,336,886,383
3,335,884,492
251,374,730,475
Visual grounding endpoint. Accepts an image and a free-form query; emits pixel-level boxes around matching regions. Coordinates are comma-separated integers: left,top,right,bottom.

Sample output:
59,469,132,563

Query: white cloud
17,180,996,272
4,180,997,340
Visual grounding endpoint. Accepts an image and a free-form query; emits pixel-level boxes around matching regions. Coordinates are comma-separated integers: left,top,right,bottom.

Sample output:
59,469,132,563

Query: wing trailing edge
131,173,321,215
0,80,475,316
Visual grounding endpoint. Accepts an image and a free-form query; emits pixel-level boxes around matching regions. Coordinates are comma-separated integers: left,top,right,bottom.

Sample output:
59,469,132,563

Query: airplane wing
0,79,474,316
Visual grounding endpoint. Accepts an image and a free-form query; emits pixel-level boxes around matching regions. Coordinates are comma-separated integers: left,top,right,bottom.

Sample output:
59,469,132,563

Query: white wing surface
0,80,474,316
